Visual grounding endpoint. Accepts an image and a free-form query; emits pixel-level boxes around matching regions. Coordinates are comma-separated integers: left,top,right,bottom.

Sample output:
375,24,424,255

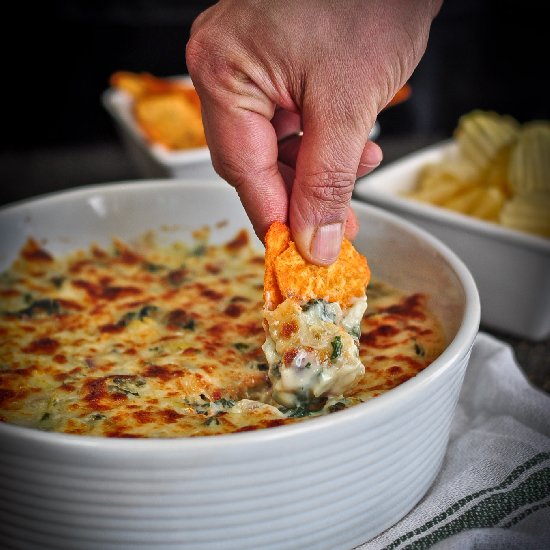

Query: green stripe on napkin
385,452,550,549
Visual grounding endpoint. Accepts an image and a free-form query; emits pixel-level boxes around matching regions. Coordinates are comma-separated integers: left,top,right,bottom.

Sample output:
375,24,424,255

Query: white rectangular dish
101,76,218,179
354,141,550,341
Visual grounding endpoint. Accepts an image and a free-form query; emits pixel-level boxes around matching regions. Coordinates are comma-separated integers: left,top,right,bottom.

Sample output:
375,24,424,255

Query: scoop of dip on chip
262,222,370,410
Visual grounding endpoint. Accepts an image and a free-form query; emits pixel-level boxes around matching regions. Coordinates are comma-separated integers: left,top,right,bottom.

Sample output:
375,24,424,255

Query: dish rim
354,140,550,254
0,179,480,449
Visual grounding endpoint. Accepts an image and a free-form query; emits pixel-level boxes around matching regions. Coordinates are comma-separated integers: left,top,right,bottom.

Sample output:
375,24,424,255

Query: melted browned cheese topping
0,231,445,437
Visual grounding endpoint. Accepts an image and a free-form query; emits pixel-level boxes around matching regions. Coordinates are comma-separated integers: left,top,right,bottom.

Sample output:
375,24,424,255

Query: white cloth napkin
358,332,550,550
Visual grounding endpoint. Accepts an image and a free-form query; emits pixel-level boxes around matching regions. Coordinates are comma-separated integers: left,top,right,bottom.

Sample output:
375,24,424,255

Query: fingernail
310,223,343,264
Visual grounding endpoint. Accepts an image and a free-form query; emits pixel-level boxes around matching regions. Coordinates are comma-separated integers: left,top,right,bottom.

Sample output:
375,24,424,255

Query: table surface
1,134,548,394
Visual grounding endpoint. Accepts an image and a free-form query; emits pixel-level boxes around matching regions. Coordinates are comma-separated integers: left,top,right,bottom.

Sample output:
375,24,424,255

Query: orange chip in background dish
134,93,207,150
110,71,205,150
177,86,202,113
110,71,152,99
110,71,194,99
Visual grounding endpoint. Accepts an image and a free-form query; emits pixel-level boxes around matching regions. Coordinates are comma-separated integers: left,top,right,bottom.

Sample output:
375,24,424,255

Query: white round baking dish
0,180,479,550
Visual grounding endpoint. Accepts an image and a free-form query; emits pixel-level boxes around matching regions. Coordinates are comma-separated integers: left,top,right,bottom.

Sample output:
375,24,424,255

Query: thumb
290,100,375,266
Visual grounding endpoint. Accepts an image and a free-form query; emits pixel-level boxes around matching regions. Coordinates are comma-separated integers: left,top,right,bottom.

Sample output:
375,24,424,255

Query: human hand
186,0,442,264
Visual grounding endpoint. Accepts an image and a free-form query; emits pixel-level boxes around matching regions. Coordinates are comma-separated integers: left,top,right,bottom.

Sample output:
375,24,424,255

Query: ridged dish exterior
0,349,470,550
0,181,479,550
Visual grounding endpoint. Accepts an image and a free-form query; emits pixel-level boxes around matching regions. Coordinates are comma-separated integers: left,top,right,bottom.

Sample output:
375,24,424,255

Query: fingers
186,25,294,243
272,107,301,141
277,155,359,242
357,141,383,178
199,96,289,241
277,131,303,169
277,132,375,245
286,109,379,265
197,93,379,256
289,125,363,265
344,207,359,241
278,132,382,179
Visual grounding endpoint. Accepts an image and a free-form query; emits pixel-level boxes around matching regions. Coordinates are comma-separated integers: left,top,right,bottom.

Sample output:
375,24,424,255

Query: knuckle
185,34,209,74
212,154,278,192
302,170,355,205
210,155,243,186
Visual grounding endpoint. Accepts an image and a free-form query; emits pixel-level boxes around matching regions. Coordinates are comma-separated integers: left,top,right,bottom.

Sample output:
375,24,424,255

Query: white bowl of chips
354,112,550,340
0,180,479,549
102,72,219,179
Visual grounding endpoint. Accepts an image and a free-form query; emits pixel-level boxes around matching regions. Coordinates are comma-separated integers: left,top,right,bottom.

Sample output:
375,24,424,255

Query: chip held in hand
262,222,371,410
263,221,371,310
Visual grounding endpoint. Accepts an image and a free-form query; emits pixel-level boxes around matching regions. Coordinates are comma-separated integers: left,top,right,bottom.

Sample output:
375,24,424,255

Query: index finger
198,94,289,241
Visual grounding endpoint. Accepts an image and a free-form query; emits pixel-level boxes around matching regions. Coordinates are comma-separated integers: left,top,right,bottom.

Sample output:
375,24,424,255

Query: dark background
1,0,548,206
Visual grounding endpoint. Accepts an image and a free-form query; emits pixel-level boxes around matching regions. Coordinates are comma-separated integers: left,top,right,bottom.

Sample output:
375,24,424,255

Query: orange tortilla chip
178,86,202,113
263,222,291,309
263,222,370,309
110,71,156,99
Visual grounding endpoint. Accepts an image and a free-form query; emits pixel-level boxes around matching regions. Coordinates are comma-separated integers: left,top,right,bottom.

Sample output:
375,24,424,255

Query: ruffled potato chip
403,109,550,239
417,158,479,185
469,187,506,221
263,222,370,310
443,186,485,215
509,122,550,195
500,192,550,238
482,145,513,195
455,110,519,171
407,178,477,206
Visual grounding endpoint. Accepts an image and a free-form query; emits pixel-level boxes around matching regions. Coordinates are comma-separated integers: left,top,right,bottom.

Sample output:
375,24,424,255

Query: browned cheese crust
0,232,445,437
